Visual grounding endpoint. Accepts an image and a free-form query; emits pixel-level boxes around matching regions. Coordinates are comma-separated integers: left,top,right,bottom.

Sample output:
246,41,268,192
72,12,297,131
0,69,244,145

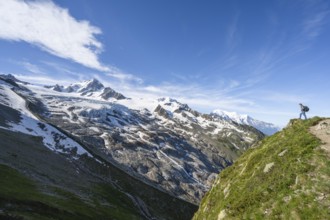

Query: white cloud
0,0,108,71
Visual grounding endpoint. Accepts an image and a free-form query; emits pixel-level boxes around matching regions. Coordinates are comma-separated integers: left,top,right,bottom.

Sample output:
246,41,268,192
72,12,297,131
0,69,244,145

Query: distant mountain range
0,74,275,218
44,77,280,136
212,110,280,135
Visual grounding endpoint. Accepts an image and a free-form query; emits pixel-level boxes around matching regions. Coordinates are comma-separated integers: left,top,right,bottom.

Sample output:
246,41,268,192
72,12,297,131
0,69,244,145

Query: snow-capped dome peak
212,109,280,135
212,109,248,121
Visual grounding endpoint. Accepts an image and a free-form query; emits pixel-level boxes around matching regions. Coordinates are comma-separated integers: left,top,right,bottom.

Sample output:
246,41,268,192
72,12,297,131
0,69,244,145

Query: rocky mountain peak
52,84,63,92
154,104,172,118
101,87,126,100
44,78,126,100
158,97,191,113
0,74,27,84
0,74,17,81
77,78,104,93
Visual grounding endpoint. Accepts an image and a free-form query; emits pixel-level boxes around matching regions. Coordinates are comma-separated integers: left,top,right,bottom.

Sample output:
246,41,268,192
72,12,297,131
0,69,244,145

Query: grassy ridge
194,117,330,219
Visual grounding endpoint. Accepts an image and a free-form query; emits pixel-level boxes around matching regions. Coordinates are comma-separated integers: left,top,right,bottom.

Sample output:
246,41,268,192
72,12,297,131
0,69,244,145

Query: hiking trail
310,119,330,156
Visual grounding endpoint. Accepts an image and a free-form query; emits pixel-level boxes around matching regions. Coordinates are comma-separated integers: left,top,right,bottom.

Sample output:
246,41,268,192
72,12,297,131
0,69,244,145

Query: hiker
299,103,309,120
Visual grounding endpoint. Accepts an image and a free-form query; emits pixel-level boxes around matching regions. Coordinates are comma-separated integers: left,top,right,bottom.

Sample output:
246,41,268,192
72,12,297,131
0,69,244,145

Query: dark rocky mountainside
0,79,196,220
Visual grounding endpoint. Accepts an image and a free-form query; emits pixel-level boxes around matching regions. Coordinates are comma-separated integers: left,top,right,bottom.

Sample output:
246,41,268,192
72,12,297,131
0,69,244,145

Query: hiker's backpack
303,106,309,112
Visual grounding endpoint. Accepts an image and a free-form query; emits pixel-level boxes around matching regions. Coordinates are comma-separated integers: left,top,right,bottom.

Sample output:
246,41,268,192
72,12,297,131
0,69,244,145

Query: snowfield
0,80,92,159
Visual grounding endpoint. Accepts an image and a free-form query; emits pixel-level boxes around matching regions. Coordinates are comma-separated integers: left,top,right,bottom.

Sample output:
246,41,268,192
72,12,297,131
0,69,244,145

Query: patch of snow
89,127,100,132
3,114,92,158
0,82,37,119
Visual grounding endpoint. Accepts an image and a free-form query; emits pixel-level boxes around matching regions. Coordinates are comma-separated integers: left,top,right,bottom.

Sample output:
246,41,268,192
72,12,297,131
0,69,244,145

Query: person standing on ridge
299,103,309,120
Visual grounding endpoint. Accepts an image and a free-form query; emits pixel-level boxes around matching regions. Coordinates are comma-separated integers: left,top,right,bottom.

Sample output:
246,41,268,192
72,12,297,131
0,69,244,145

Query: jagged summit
212,109,280,135
0,74,18,81
0,74,28,84
45,78,126,100
70,78,104,93
157,97,191,112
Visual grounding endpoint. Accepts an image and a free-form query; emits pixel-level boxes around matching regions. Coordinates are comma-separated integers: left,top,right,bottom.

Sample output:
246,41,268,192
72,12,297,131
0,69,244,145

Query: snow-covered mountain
0,76,197,219
212,109,280,135
0,75,265,205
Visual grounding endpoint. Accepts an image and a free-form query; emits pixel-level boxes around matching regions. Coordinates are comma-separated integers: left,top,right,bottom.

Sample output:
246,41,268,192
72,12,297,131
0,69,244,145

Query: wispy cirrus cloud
303,11,329,39
0,0,108,71
115,79,256,114
226,11,241,51
301,0,329,40
20,61,45,75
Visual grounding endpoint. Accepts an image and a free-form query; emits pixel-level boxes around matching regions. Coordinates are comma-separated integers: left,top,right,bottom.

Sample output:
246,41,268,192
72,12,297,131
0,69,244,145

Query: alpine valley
0,74,279,219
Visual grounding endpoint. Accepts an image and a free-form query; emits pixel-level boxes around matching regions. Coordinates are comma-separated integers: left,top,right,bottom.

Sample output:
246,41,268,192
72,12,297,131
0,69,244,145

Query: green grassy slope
193,117,330,220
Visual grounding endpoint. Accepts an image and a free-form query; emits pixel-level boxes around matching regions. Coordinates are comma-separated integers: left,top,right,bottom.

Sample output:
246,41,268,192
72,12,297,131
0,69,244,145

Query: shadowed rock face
0,104,21,127
154,104,171,118
101,87,126,100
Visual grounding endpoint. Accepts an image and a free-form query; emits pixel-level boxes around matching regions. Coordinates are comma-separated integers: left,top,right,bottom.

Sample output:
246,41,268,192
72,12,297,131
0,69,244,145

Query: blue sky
0,0,329,126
